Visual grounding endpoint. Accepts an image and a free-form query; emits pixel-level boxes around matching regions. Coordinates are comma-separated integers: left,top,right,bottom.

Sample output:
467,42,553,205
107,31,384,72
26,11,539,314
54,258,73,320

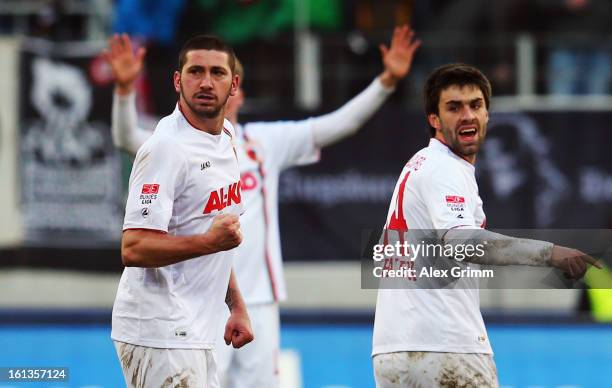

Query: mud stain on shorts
408,351,426,361
437,356,494,388
131,359,142,388
118,343,135,371
161,368,195,388
375,356,400,384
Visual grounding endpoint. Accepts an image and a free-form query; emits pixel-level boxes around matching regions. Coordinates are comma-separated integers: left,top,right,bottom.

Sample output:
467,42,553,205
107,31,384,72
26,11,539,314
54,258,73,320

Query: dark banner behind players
19,40,123,247
276,108,612,260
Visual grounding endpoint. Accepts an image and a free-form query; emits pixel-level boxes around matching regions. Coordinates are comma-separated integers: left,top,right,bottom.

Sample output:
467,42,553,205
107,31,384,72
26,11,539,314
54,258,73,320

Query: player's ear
230,74,239,96
173,71,181,93
428,114,441,130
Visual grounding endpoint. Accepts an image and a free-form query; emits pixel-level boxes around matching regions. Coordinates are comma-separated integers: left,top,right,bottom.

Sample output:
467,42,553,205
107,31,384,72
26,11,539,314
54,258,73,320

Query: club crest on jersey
240,171,259,191
405,155,426,171
445,195,466,212
203,181,242,214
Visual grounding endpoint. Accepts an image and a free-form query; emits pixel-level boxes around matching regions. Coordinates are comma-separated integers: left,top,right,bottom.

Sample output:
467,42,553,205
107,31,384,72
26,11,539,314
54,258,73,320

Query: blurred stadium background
1,0,612,387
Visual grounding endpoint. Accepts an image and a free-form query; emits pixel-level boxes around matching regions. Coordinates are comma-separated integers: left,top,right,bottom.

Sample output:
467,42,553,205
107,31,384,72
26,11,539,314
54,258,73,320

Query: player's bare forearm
223,269,253,348
121,229,223,267
226,269,247,313
121,214,242,267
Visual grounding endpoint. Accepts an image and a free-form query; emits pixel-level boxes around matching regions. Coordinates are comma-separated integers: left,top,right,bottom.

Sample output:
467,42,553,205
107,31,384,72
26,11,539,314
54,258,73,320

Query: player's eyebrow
210,66,228,74
186,64,228,74
186,65,204,72
444,97,483,107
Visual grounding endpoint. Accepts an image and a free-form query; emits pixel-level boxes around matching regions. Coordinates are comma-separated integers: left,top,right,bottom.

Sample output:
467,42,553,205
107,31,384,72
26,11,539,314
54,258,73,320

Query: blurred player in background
373,63,601,387
105,26,421,388
109,35,253,388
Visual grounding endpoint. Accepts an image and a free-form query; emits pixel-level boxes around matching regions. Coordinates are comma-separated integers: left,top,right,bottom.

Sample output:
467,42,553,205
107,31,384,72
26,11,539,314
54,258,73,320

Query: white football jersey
373,138,492,356
111,79,395,307
112,107,243,349
233,121,319,304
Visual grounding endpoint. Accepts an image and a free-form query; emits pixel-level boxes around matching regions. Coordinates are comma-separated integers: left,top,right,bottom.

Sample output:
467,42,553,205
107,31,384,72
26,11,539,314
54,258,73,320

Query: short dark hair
178,34,236,74
423,63,492,137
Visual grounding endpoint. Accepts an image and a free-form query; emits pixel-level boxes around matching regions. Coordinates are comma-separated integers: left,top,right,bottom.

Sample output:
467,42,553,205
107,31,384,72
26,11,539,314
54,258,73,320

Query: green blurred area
196,0,342,43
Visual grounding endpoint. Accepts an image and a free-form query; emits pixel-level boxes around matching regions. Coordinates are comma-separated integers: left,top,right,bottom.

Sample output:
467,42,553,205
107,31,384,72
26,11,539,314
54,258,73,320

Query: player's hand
379,24,421,88
224,309,254,349
550,245,602,279
102,33,146,95
204,214,242,251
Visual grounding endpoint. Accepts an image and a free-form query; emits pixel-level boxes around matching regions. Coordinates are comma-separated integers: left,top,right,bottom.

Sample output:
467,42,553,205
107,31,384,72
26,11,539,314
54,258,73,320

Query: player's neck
178,99,225,135
433,135,476,165
225,111,238,127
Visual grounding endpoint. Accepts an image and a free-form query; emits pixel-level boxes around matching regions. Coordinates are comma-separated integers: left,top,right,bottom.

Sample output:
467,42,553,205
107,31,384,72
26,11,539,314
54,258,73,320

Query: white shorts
216,302,280,388
114,341,219,388
373,351,498,388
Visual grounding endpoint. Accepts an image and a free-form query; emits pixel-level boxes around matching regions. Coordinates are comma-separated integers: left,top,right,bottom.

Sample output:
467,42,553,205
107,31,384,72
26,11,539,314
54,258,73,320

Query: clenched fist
550,245,602,279
224,310,254,349
205,213,242,251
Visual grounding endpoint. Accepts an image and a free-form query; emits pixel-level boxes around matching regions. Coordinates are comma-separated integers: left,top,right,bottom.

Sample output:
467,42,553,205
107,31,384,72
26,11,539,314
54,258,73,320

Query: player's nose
199,72,213,89
460,105,476,120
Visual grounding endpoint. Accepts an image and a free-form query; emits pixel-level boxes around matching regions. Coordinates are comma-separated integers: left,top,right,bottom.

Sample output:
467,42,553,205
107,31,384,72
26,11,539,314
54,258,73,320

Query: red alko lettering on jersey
445,195,465,204
203,181,242,214
142,184,160,194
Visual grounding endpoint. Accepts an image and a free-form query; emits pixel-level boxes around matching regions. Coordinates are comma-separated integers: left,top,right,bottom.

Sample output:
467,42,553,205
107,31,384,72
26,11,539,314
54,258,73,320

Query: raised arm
103,33,151,154
311,25,421,147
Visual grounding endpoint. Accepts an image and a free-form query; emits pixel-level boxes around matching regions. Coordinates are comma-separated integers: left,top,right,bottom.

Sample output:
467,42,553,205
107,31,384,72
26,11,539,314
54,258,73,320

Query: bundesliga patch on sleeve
140,184,159,205
142,184,160,194
445,195,465,212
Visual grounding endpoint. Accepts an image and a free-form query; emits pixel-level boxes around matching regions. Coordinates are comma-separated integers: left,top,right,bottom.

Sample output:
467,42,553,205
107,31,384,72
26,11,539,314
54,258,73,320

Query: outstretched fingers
582,253,603,269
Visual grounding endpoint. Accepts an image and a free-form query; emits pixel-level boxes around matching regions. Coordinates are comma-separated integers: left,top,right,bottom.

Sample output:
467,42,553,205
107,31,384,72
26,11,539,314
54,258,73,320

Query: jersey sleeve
112,91,153,155
309,77,394,147
123,136,187,232
244,120,320,170
419,165,477,231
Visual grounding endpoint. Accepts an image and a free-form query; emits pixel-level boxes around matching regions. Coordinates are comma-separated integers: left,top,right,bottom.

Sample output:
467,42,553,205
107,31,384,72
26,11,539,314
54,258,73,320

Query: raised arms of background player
104,26,421,155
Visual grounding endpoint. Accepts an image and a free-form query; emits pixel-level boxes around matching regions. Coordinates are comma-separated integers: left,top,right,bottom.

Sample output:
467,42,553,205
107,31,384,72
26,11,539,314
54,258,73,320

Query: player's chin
194,106,222,118
192,102,215,111
459,144,480,156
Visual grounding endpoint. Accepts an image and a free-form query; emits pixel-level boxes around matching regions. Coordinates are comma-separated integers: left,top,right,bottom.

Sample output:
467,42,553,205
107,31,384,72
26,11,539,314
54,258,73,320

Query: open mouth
458,127,477,142
194,93,215,103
